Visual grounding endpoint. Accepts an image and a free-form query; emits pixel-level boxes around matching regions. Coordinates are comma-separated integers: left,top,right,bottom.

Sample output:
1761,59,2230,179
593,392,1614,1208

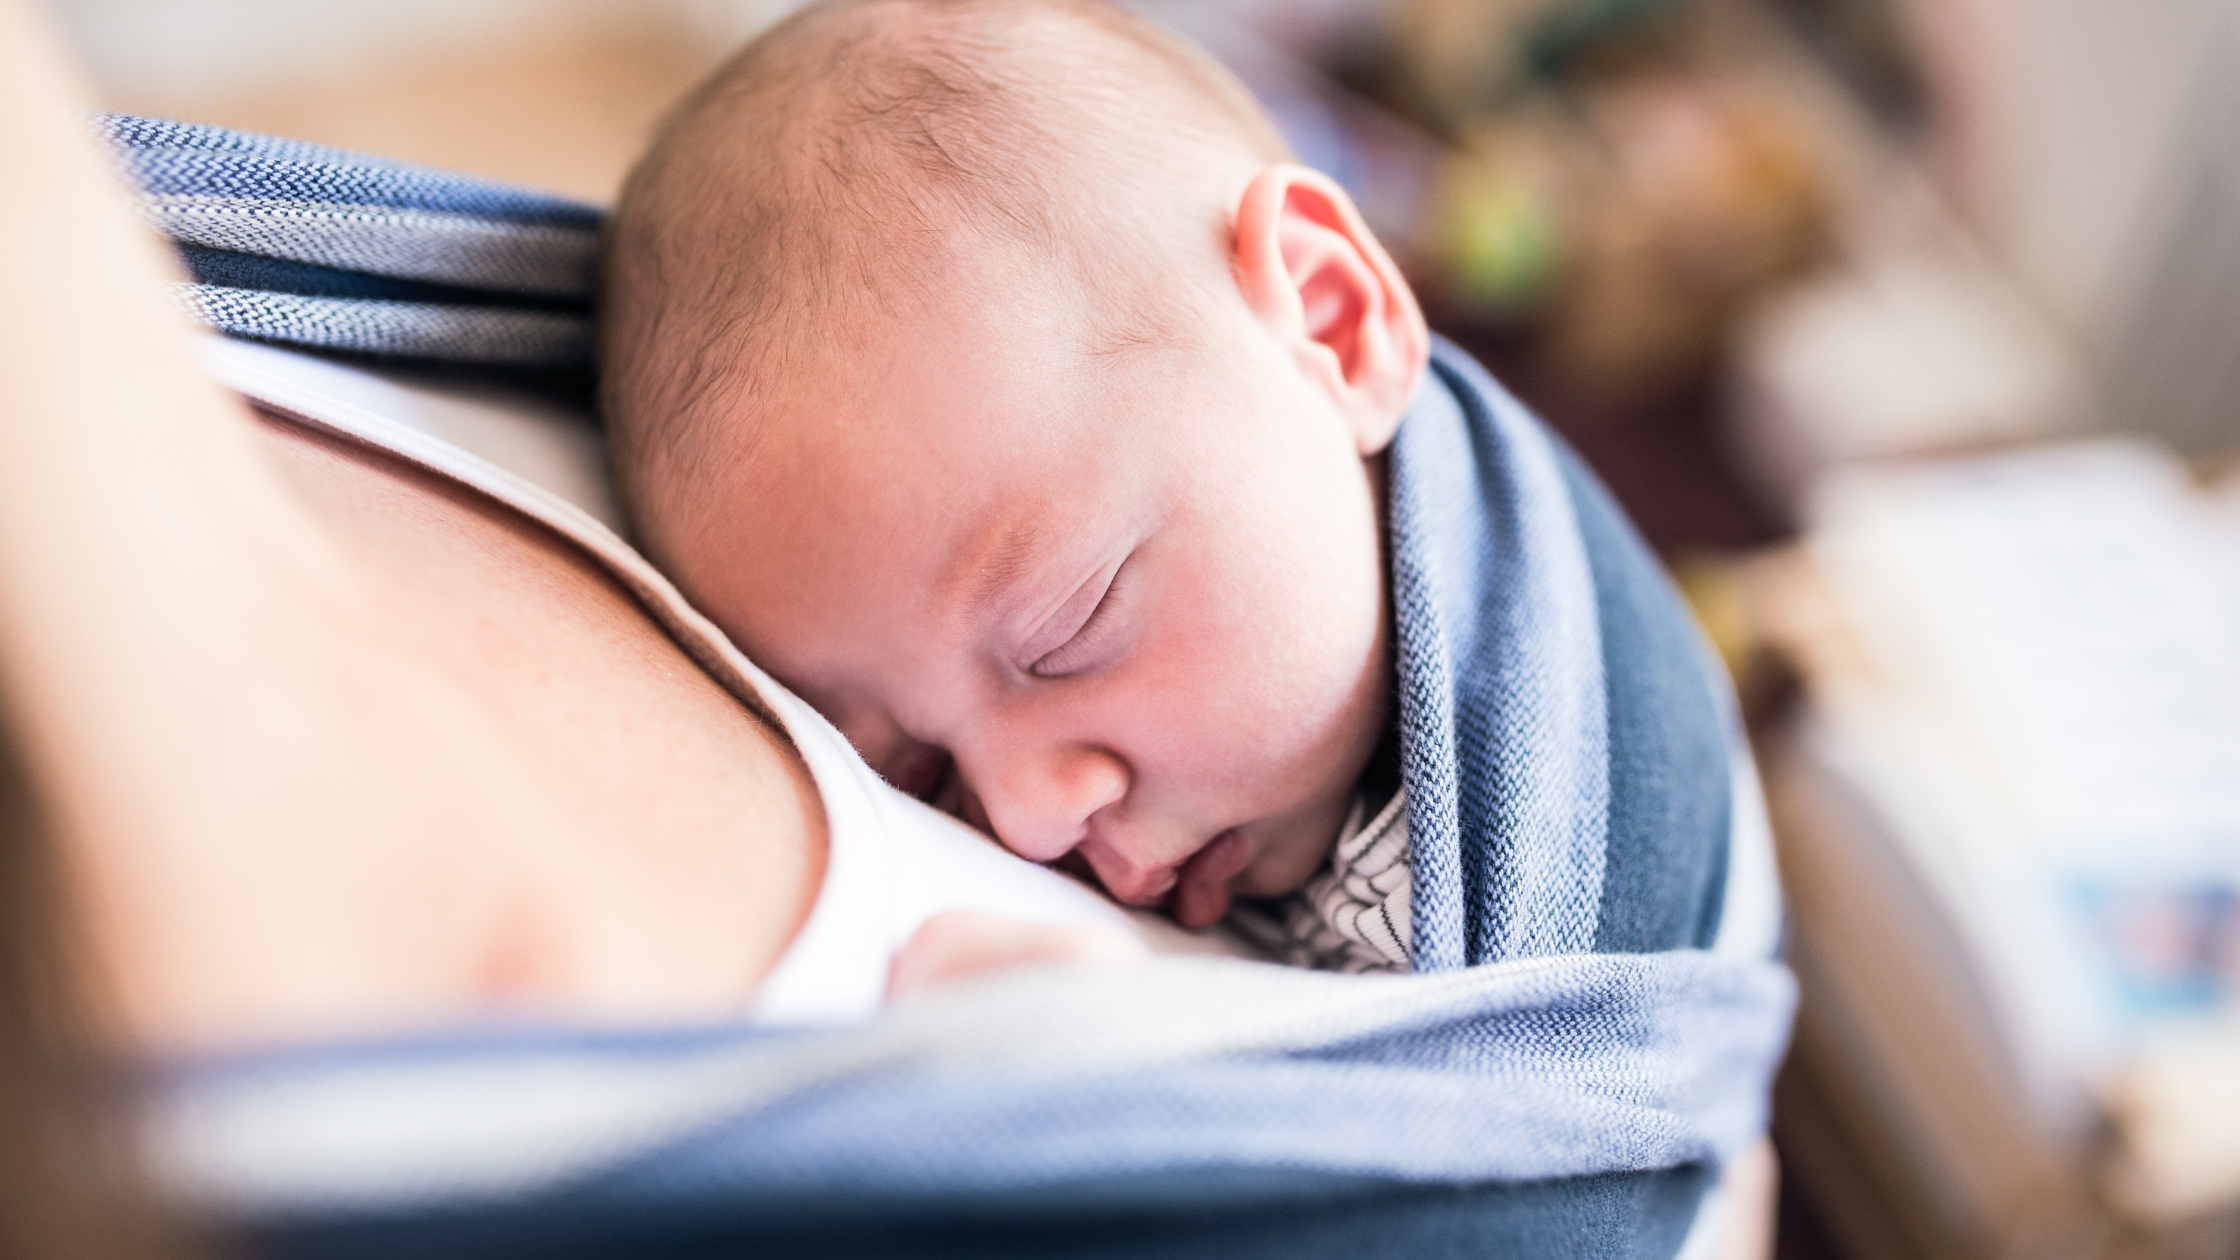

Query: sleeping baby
597,0,1721,971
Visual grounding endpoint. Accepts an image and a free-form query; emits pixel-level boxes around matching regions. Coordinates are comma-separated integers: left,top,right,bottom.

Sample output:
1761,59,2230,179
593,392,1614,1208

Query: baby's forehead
717,315,1221,554
777,244,1202,399
695,357,1126,621
763,319,1136,454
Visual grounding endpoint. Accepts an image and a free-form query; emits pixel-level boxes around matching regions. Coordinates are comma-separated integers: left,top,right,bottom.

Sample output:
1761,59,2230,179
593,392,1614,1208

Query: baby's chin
1170,819,1344,929
1234,843,1334,899
1234,813,1349,898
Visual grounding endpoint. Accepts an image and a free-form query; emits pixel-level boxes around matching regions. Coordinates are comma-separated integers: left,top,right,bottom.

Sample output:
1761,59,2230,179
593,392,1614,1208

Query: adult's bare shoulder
67,413,829,1050
0,0,825,1048
248,414,828,1032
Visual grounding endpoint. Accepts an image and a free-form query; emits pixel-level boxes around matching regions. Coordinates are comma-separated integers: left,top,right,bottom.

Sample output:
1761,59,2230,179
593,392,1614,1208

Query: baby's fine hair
597,0,1291,544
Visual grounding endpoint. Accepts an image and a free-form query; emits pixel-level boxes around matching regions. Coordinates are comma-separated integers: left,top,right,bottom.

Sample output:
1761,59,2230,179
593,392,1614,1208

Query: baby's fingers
886,911,1146,1001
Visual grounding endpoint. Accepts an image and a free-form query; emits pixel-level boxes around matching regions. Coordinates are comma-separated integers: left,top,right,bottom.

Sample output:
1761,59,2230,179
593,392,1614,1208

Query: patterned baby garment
1231,789,1413,973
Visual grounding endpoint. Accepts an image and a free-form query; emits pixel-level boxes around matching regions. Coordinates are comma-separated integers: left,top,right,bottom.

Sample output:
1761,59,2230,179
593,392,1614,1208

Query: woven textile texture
97,114,599,369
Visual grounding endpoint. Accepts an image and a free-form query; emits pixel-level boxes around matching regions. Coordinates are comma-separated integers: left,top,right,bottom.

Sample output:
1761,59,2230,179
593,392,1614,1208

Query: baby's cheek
1236,828,1339,898
879,742,953,802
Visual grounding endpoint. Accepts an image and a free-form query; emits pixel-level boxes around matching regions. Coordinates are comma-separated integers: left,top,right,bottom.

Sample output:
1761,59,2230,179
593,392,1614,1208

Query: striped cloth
95,114,600,370
1234,789,1414,973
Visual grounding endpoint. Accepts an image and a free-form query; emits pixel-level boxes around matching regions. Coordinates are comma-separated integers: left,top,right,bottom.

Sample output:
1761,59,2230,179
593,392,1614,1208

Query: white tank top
194,338,1151,1026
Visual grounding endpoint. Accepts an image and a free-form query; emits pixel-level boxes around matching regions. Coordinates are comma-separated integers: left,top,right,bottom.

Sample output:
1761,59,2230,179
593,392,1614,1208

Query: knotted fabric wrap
96,114,600,369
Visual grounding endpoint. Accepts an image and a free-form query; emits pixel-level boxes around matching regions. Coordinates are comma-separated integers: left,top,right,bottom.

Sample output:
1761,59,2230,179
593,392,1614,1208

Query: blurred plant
1379,0,1692,132
1417,70,1828,398
1435,123,1566,315
1536,72,1828,402
1330,0,1835,407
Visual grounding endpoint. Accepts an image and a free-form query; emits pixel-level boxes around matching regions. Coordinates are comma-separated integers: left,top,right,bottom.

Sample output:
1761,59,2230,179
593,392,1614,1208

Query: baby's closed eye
1028,556,1135,679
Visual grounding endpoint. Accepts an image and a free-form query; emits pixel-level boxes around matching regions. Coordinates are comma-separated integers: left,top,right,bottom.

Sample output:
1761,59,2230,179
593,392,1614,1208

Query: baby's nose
972,742,1128,864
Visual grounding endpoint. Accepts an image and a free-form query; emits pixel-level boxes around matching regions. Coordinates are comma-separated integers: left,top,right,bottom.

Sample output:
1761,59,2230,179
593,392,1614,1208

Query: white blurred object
199,339,624,532
1811,440,2240,876
1767,437,2240,1257
1732,0,2240,527
1729,243,2089,523
1898,0,2240,456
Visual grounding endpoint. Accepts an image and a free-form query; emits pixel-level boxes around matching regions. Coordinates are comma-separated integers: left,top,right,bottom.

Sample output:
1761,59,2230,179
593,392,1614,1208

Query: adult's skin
0,0,833,1051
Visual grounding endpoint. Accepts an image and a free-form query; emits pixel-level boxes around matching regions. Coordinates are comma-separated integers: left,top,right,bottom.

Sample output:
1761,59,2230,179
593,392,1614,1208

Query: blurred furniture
1736,442,2240,1260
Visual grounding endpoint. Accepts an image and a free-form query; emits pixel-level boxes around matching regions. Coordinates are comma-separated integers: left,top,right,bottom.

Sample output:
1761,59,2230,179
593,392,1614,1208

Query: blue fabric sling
96,114,600,370
1396,339,1741,970
106,115,1796,1258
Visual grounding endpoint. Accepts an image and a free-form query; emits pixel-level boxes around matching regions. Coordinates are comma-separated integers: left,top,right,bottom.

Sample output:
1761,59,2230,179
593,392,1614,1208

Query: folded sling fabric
97,114,600,370
110,116,1795,1258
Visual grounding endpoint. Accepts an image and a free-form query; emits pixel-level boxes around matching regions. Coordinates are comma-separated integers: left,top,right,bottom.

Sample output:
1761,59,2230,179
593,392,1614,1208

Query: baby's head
601,0,1427,926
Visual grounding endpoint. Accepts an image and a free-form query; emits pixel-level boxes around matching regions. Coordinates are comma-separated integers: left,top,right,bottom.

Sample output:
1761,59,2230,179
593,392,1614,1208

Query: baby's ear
1232,165,1428,455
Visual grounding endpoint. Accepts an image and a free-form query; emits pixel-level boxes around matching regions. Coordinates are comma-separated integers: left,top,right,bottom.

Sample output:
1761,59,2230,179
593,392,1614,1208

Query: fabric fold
97,113,600,368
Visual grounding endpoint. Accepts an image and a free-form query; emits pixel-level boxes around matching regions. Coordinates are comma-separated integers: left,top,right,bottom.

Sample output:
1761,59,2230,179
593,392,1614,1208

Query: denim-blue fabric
97,114,599,367
1395,342,1738,967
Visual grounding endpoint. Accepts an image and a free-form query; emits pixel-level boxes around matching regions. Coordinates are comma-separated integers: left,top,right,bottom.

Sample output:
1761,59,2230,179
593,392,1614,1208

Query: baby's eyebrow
959,507,1052,608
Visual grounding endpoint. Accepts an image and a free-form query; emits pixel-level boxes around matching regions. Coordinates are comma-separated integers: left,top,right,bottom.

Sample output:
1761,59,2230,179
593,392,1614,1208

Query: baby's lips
1170,829,1252,929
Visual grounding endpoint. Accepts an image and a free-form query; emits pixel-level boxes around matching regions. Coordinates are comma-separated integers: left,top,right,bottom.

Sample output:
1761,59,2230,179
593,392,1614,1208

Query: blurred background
51,0,2240,1256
